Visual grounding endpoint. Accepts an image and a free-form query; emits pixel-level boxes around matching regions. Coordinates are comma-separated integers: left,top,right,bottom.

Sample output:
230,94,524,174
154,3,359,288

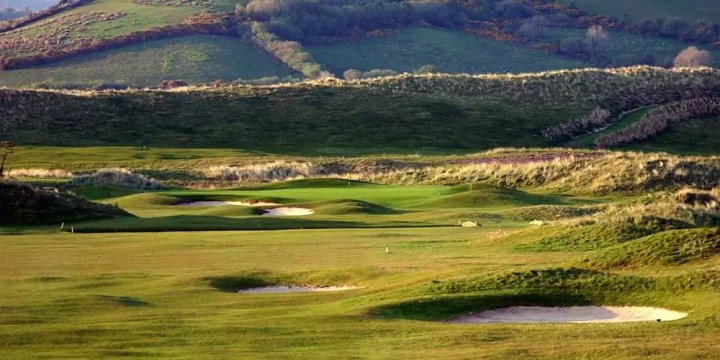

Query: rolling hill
0,0,717,88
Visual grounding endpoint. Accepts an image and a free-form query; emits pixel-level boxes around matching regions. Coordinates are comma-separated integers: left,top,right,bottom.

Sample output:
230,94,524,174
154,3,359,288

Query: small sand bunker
176,200,280,207
237,286,358,294
262,207,314,216
450,306,687,324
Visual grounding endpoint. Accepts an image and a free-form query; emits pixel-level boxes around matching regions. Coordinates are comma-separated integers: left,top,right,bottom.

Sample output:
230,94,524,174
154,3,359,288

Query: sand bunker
262,207,314,216
237,285,358,294
176,200,280,207
449,306,687,324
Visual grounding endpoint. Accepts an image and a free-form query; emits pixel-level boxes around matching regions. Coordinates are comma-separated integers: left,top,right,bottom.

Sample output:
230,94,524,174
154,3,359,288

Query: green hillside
308,27,589,75
0,35,294,88
560,0,720,22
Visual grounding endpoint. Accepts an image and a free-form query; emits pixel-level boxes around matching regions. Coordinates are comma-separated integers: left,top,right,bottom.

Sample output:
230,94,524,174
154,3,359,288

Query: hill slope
1,67,719,153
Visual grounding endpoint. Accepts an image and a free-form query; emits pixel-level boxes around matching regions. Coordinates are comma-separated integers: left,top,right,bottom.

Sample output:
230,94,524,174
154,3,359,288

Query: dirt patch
449,306,687,324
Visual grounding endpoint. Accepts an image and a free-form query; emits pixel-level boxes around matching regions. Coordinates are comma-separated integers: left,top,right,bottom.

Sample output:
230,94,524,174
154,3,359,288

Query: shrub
204,161,333,182
541,108,612,140
70,169,164,190
674,46,712,68
8,168,73,178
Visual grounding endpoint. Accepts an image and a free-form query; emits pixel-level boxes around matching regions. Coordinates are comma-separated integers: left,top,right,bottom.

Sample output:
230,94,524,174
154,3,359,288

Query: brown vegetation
595,97,720,148
541,107,611,140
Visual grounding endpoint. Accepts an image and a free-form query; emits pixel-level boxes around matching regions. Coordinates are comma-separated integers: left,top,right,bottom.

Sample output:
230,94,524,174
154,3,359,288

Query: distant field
307,27,589,75
548,28,720,67
559,0,720,22
2,0,203,50
0,35,294,87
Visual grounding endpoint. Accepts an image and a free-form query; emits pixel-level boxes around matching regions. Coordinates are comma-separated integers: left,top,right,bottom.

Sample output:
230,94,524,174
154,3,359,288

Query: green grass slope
3,67,719,154
0,35,294,88
307,27,589,75
623,116,720,155
584,228,720,269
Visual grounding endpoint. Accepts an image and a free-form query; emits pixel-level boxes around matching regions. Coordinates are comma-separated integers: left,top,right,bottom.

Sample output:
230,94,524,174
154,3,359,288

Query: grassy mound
72,185,141,200
503,205,605,221
302,199,397,216
0,181,131,225
108,193,181,209
520,221,688,252
584,228,720,269
433,268,654,294
422,186,564,208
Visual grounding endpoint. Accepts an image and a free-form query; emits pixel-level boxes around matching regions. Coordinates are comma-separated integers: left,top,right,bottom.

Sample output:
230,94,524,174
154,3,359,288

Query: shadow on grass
66,215,446,233
371,291,592,321
67,215,367,233
97,295,151,307
206,276,276,293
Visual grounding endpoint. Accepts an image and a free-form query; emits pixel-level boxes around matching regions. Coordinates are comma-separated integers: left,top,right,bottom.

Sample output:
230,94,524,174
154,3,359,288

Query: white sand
449,306,687,324
262,207,314,216
175,200,280,207
237,286,358,294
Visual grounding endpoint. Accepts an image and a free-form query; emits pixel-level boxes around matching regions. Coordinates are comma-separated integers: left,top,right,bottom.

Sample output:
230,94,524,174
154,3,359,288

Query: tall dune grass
70,168,164,189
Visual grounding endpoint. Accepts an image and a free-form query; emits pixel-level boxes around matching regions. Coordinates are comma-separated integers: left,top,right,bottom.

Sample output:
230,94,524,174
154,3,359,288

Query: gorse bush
204,161,334,182
541,107,611,140
595,97,720,148
70,169,164,190
7,168,73,178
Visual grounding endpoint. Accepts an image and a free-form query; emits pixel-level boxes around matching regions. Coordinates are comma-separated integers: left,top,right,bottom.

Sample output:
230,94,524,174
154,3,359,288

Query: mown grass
0,35,294,88
307,27,589,75
3,224,720,359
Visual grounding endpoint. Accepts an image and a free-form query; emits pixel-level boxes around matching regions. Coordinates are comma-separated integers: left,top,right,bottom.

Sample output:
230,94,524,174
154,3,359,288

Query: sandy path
449,306,687,324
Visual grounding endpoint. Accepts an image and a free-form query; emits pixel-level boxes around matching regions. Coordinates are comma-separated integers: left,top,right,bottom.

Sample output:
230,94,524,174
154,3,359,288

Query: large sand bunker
262,207,314,216
449,306,687,324
237,285,358,294
175,200,280,207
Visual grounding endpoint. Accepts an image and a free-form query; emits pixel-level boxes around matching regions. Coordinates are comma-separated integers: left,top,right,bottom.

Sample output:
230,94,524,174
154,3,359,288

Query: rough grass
623,116,720,155
0,181,131,225
583,228,720,269
517,222,679,252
